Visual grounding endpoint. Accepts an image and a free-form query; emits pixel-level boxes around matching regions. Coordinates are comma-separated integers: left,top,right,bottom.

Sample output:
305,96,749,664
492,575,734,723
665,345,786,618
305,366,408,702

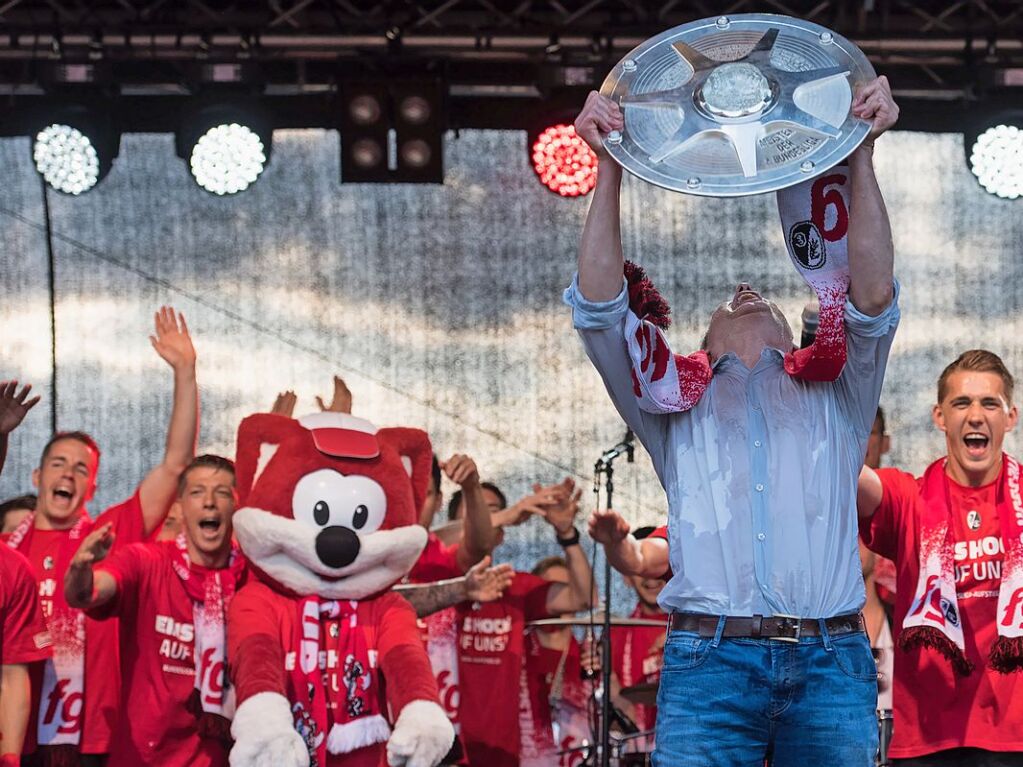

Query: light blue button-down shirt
565,276,900,618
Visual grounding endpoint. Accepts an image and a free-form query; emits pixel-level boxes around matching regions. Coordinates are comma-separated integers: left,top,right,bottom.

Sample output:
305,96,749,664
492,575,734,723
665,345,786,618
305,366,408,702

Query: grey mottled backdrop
1,129,1021,592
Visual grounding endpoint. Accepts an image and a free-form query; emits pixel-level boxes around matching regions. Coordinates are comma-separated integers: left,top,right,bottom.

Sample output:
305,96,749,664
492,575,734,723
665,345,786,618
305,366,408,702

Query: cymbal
527,614,668,629
620,681,659,706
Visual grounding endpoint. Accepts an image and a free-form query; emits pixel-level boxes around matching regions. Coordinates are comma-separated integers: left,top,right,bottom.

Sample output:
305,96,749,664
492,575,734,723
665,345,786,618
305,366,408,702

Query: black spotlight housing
175,97,274,195
339,77,446,184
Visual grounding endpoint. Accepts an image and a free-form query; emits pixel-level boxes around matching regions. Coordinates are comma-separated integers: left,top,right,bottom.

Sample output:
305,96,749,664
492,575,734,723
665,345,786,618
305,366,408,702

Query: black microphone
599,428,635,464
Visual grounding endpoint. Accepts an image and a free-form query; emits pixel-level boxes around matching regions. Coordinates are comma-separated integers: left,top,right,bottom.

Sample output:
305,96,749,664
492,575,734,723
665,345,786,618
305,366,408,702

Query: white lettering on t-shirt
155,614,195,643
953,536,1004,562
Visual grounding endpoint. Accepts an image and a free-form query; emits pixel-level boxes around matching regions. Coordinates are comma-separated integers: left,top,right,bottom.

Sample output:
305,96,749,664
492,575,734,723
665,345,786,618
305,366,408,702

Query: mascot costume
226,411,454,767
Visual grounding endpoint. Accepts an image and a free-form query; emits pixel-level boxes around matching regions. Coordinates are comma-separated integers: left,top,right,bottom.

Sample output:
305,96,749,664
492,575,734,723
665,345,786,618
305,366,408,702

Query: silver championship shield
600,14,876,197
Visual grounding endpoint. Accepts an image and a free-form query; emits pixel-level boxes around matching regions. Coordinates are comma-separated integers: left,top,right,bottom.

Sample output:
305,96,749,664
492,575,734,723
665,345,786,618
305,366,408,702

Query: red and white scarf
171,535,246,741
626,168,853,413
900,455,1023,675
7,513,89,748
288,597,390,767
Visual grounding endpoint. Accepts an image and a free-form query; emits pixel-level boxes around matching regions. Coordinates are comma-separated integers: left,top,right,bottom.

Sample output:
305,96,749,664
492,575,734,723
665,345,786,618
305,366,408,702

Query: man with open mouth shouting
859,350,1023,766
64,454,244,767
3,306,199,767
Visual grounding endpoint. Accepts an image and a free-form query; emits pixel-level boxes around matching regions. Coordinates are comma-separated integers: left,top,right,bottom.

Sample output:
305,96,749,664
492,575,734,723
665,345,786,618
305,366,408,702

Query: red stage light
531,124,598,197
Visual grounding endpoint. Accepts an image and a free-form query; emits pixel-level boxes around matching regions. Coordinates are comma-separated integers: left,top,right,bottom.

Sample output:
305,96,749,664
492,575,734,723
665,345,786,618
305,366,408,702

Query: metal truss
0,0,1021,129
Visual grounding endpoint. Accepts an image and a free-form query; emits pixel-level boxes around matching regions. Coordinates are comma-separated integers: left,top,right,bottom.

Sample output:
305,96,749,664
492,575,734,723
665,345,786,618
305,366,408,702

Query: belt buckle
771,613,802,643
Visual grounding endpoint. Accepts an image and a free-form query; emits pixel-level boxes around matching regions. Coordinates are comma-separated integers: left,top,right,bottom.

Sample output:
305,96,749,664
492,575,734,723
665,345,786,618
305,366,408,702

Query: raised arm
574,91,626,302
395,557,513,618
0,663,31,760
588,509,669,580
0,381,40,480
858,465,883,519
542,479,597,614
446,454,496,571
847,76,899,317
64,523,119,609
138,307,198,536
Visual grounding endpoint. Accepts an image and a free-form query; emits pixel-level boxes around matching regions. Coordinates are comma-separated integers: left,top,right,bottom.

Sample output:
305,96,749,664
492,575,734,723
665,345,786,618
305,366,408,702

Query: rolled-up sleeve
835,279,901,436
564,274,668,477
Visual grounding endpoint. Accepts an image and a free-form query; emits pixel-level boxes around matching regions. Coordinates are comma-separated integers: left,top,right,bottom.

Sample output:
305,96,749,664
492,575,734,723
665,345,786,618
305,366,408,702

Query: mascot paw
230,692,310,767
386,700,455,767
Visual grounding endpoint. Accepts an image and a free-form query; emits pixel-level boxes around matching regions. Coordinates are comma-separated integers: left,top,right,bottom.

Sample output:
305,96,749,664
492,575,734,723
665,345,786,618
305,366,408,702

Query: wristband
556,526,581,547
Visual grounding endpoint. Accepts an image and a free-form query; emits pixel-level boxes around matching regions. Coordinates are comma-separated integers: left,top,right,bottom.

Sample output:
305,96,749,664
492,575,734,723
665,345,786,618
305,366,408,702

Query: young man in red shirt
859,350,1023,765
0,545,52,766
64,454,243,767
3,307,199,766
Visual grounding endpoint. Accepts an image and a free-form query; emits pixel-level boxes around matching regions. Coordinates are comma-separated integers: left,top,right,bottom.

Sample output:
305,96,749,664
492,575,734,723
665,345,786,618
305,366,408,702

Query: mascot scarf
625,166,853,413
290,598,390,767
899,455,1023,675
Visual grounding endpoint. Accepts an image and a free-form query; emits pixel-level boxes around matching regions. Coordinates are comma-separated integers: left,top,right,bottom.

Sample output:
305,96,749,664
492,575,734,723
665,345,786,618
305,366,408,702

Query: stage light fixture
340,78,445,183
176,101,273,196
967,122,1023,199
530,123,598,197
30,104,120,195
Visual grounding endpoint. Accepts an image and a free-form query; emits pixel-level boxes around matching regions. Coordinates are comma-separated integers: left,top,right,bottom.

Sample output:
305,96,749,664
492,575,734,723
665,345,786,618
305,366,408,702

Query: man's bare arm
847,77,899,317
138,307,198,536
447,455,496,571
63,524,119,609
575,91,626,302
0,663,31,757
588,510,669,580
858,465,883,519
396,558,513,618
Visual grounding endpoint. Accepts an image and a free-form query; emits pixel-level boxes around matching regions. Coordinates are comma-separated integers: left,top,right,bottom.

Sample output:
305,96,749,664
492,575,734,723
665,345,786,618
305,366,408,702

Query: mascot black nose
315,526,361,569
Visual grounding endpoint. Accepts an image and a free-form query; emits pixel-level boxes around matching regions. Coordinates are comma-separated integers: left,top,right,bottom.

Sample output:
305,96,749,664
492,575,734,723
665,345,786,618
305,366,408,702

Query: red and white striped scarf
626,167,853,413
900,455,1023,675
170,535,246,740
287,598,389,767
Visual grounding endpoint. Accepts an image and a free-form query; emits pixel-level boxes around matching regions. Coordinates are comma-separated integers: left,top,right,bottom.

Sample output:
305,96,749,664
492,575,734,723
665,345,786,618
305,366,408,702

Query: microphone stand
592,430,634,767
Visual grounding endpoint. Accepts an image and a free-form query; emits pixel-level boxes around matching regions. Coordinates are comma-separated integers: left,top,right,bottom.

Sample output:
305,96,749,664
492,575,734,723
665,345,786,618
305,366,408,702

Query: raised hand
492,487,559,528
464,556,514,603
271,390,297,418
588,509,631,545
71,523,115,568
0,380,40,435
574,90,624,159
150,306,196,371
852,75,899,144
537,477,583,536
315,375,353,414
440,453,480,489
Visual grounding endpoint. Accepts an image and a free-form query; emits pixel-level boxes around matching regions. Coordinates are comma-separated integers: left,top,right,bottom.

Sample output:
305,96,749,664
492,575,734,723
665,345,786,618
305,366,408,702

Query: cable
39,180,58,434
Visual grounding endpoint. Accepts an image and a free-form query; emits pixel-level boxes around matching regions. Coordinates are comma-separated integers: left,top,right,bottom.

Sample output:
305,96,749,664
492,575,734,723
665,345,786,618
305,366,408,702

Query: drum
876,709,893,767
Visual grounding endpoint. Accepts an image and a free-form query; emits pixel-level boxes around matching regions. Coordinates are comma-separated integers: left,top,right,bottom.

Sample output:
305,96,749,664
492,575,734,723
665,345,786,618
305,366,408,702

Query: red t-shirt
407,533,461,583
860,468,1023,758
0,545,52,665
522,634,591,767
611,604,667,733
457,572,553,767
88,541,239,767
17,493,147,754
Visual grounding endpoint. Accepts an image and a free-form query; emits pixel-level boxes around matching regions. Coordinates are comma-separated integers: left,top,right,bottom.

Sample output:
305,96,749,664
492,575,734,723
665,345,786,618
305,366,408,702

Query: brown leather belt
669,612,864,643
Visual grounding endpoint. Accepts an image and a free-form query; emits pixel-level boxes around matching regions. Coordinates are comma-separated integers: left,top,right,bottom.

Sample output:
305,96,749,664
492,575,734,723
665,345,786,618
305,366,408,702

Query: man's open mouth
964,432,990,456
198,517,223,534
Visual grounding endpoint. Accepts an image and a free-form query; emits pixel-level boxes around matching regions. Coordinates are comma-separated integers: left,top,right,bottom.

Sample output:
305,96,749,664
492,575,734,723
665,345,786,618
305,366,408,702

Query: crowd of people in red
2,313,1022,767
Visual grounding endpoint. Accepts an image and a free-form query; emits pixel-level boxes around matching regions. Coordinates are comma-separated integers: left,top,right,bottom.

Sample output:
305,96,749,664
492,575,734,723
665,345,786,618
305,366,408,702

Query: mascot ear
235,414,308,505
377,428,433,516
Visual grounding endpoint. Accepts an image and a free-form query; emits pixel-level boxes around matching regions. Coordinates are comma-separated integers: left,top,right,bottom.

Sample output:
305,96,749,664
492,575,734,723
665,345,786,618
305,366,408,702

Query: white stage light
969,124,1023,199
33,123,102,195
188,122,268,196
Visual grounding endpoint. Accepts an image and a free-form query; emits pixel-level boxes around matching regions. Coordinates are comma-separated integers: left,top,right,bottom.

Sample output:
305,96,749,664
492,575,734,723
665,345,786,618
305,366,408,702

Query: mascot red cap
226,412,454,767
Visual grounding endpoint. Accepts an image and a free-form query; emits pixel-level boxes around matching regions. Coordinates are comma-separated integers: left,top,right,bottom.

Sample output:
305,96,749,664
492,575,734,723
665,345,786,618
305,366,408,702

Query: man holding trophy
570,18,901,766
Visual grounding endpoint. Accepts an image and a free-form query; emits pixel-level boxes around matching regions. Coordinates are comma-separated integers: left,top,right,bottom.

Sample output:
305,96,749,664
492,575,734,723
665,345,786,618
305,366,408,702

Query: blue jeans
653,617,878,767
